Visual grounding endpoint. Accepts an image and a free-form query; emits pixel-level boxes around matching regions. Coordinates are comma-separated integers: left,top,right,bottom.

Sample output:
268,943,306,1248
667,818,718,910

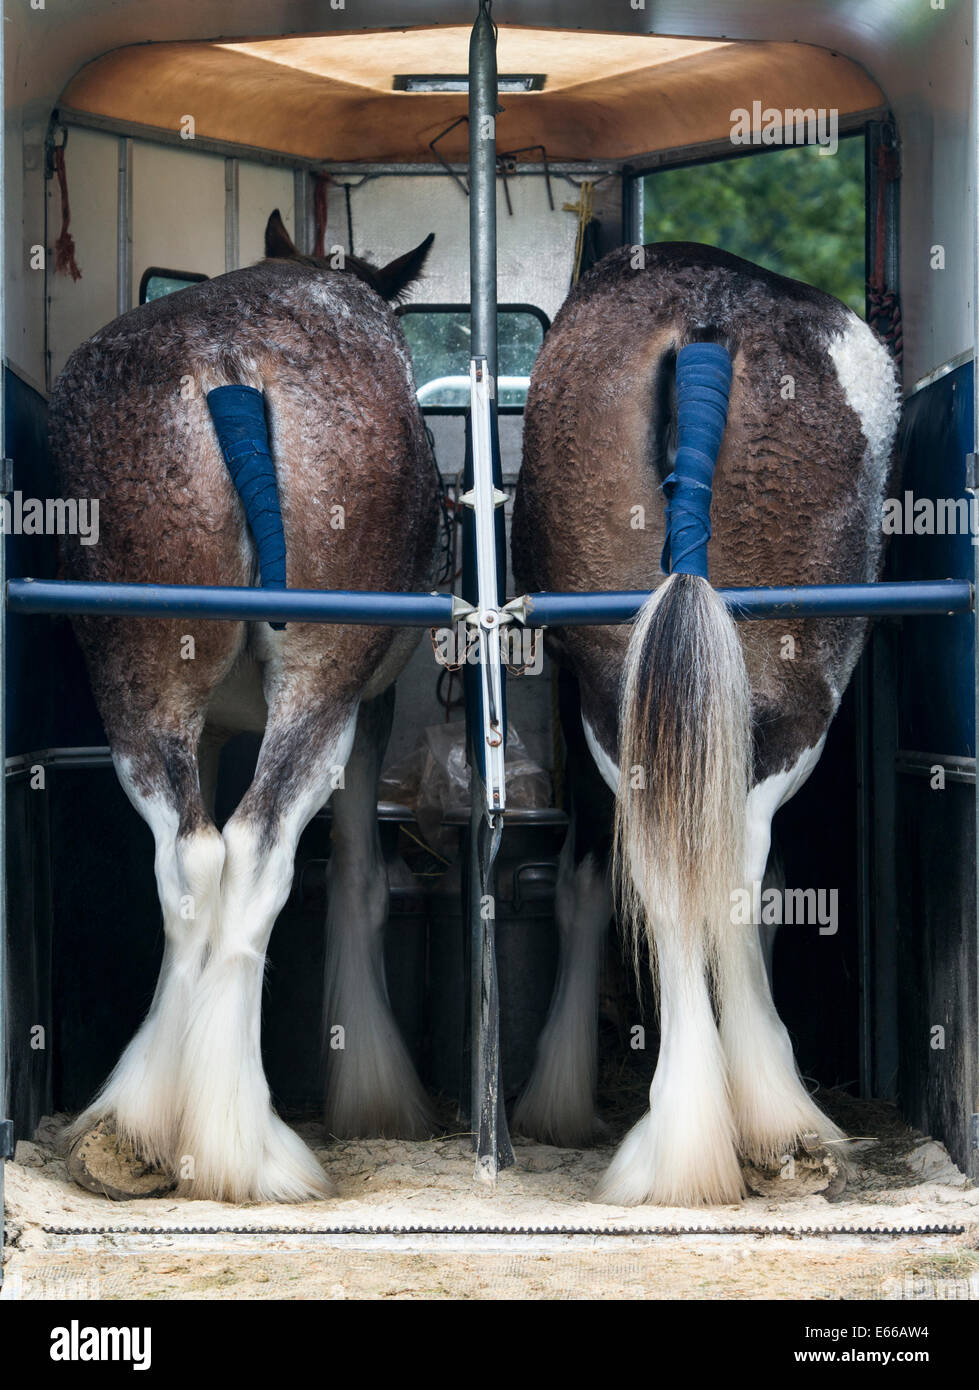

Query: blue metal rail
518,580,975,626
8,577,972,626
6,578,456,627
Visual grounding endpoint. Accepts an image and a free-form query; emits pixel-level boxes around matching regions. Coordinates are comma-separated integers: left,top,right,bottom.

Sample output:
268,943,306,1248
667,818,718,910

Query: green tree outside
643,136,866,316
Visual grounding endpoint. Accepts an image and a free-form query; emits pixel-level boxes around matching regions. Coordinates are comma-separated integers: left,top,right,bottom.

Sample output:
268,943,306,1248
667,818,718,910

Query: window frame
395,301,551,415
628,128,870,318
138,266,209,306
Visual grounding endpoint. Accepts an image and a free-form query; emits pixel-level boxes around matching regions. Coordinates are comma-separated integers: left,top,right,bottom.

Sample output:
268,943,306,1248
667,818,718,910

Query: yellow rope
564,180,595,285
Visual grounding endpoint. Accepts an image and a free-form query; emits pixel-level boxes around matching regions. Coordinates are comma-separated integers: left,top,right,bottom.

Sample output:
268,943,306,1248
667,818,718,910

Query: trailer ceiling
59,26,884,163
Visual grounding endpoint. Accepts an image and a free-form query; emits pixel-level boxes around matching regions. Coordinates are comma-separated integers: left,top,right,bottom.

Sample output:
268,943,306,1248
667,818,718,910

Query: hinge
0,459,13,494
0,1119,14,1160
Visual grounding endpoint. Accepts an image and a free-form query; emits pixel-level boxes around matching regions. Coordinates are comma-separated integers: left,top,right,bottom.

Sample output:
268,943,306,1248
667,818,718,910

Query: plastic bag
379,720,551,847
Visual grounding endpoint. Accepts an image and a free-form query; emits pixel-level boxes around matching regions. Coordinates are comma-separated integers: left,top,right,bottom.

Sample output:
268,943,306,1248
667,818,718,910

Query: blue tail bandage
207,385,287,630
660,342,732,580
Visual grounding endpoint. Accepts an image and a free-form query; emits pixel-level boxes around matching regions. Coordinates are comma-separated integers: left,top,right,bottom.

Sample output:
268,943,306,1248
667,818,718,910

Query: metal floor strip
43,1222,968,1238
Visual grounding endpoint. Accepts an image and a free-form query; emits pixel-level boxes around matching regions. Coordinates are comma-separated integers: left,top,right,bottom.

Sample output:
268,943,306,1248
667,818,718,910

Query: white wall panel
345,173,578,322
238,161,294,269
46,127,117,386
131,142,225,305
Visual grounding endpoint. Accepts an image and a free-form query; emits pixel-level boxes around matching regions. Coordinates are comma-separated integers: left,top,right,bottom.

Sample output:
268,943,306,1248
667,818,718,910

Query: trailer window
139,268,209,305
397,304,550,412
642,135,866,315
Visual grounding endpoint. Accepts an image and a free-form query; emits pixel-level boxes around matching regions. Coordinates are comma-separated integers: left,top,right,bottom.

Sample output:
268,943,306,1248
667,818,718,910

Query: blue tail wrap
660,342,733,580
207,385,287,630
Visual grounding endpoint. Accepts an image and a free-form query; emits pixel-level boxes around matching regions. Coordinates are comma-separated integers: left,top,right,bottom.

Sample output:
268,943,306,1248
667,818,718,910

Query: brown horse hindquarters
49,260,438,1201
513,243,901,1205
514,243,896,773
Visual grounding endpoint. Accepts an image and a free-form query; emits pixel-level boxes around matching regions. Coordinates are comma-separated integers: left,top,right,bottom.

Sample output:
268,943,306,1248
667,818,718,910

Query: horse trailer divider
8,579,973,627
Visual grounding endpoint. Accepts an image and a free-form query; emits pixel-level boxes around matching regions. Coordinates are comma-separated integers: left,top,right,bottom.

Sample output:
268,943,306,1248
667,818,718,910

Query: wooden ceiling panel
61,25,885,163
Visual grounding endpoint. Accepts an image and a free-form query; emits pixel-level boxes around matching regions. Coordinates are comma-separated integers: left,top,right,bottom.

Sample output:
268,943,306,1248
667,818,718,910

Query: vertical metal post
465,0,513,1180
293,169,313,256
469,1,498,381
622,169,644,251
860,121,902,1101
0,0,9,1279
870,625,899,1098
116,136,133,315
854,661,873,1099
972,0,979,1181
224,157,240,273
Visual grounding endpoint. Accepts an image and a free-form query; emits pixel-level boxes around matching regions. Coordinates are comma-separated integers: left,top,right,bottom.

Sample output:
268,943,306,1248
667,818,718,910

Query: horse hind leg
597,900,743,1207
323,690,435,1140
175,678,361,1202
512,831,612,1147
67,726,226,1191
716,746,846,1195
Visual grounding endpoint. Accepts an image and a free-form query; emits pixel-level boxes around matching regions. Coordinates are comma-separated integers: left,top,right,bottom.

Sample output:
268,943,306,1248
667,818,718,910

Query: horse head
264,208,434,303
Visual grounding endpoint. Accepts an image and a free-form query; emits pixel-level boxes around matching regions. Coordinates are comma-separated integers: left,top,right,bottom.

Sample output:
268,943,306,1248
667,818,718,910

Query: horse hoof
67,1119,176,1201
741,1132,846,1200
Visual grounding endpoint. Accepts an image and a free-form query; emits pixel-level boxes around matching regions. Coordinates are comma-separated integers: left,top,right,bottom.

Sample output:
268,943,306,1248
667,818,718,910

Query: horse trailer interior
2,0,979,1304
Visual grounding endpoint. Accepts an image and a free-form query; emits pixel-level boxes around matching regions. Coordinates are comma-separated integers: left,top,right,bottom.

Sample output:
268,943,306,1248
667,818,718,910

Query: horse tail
207,383,287,630
602,340,750,1204
615,338,749,979
613,569,751,980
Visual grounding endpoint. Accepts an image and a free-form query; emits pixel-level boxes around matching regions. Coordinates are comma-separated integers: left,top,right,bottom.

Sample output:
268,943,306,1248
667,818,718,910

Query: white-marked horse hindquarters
512,240,901,1206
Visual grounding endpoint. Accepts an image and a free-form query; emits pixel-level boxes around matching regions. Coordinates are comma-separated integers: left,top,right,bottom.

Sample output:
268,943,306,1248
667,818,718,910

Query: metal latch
0,1119,14,1160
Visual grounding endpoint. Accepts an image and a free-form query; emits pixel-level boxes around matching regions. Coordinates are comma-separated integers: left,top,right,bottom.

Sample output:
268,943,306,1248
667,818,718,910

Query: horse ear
265,210,298,260
371,233,435,301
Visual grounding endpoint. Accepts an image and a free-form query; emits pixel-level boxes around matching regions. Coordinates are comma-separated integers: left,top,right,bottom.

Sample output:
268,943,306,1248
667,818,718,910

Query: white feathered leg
69,742,223,1170
175,702,359,1202
323,693,434,1139
596,906,744,1207
513,834,612,1146
717,744,844,1164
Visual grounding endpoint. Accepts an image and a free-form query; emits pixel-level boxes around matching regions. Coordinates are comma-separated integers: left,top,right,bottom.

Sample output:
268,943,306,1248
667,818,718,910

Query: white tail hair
613,572,751,977
600,571,751,1205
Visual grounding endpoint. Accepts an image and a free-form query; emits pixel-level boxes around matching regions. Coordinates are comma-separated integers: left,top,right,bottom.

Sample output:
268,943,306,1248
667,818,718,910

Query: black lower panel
769,685,861,1092
897,777,978,1178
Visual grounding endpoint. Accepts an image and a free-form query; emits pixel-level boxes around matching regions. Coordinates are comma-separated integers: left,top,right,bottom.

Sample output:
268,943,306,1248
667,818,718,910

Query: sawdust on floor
4,1094,977,1299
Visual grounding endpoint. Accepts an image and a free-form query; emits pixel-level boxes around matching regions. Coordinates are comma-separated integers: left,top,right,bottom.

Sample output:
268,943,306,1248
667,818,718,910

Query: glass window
642,135,865,316
398,305,549,411
139,268,209,305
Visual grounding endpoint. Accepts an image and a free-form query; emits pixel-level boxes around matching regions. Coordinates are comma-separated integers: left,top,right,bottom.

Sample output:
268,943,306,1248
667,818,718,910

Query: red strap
313,174,329,259
870,144,898,294
52,145,82,282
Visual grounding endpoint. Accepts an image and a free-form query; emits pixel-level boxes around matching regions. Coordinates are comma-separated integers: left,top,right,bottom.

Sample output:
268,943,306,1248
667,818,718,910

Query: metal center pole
0,1,10,1284
466,0,513,1181
469,0,498,380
